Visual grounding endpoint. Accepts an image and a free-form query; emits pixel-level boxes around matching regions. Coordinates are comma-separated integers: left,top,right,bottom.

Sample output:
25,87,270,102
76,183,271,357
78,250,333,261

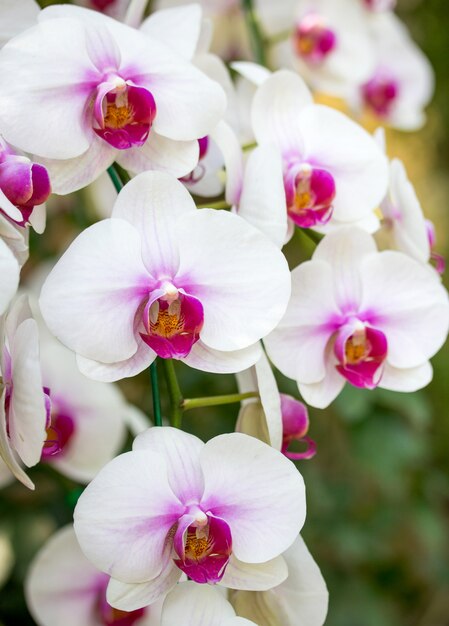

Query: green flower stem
162,360,184,428
241,0,268,67
106,164,163,427
182,391,259,412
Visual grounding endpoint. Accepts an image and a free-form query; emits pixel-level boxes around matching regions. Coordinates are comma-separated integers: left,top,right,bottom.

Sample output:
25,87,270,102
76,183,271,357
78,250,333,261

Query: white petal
0,18,98,158
39,219,150,363
74,450,184,583
231,62,271,87
221,554,287,591
25,525,105,626
0,238,20,314
107,562,180,612
200,433,306,563
299,347,345,410
117,133,199,179
112,171,195,276
211,121,243,206
238,145,288,248
252,71,313,153
299,105,389,222
0,395,34,489
140,4,202,60
182,341,262,374
175,210,291,351
0,0,39,48
77,341,156,383
360,251,449,368
265,260,338,385
40,137,115,195
380,362,433,392
161,582,236,626
9,318,46,467
133,427,205,504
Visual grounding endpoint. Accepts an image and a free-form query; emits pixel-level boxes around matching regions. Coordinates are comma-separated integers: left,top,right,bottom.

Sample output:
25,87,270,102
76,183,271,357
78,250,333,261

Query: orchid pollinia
0,1,447,626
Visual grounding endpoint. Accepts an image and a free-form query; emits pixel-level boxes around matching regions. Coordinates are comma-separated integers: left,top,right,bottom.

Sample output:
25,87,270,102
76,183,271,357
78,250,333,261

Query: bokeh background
1,0,449,625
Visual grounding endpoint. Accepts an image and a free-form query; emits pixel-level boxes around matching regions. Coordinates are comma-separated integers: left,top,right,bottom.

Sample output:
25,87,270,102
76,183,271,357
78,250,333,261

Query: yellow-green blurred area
1,1,449,625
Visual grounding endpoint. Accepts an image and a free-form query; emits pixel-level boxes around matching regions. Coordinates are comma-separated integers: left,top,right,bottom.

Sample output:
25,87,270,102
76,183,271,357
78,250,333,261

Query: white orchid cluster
0,0,447,625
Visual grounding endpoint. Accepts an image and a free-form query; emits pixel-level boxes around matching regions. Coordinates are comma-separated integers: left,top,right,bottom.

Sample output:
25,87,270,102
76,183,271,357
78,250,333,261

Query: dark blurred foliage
1,1,449,625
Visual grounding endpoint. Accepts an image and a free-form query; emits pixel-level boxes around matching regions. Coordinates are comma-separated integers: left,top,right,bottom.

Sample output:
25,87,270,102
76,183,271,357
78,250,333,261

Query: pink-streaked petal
298,105,389,222
39,136,116,195
220,554,287,591
140,4,202,60
40,219,151,363
211,121,243,207
117,132,199,179
360,251,449,368
25,525,106,626
252,70,313,154
264,260,338,384
200,433,306,563
133,427,205,504
175,210,291,352
238,146,288,249
0,238,20,314
160,582,236,626
0,18,98,159
74,450,184,583
314,226,378,312
112,171,195,277
9,318,47,467
182,341,263,374
107,562,180,612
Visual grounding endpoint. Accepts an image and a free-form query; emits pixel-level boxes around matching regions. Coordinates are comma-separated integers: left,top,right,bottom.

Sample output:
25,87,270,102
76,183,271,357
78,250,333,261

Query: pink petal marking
293,13,337,64
334,321,387,389
93,80,157,150
362,71,399,117
285,163,336,228
140,289,204,360
173,513,232,584
96,577,147,626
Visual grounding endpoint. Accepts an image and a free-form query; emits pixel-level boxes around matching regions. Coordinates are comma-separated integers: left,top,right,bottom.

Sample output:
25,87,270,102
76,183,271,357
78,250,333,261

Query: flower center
334,323,387,389
285,164,336,228
173,514,232,584
140,287,204,359
41,410,75,459
93,80,156,150
293,14,337,64
362,73,399,117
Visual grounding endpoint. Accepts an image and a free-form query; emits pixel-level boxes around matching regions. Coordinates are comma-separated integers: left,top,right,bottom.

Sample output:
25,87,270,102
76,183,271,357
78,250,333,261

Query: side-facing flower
236,352,315,460
40,171,291,380
0,137,50,234
0,5,226,193
38,336,129,484
26,525,161,626
0,296,47,489
357,12,434,130
252,70,388,232
265,227,449,408
74,427,306,610
161,582,256,626
263,0,375,97
231,535,328,626
0,238,20,315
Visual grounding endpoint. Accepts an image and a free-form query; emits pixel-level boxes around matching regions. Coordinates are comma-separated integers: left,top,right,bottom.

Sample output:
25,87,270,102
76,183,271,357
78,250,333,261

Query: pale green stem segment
183,391,259,412
106,164,163,427
162,360,184,429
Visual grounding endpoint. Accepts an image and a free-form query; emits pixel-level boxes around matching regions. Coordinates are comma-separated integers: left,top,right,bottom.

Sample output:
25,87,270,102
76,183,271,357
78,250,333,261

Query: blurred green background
1,0,449,625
